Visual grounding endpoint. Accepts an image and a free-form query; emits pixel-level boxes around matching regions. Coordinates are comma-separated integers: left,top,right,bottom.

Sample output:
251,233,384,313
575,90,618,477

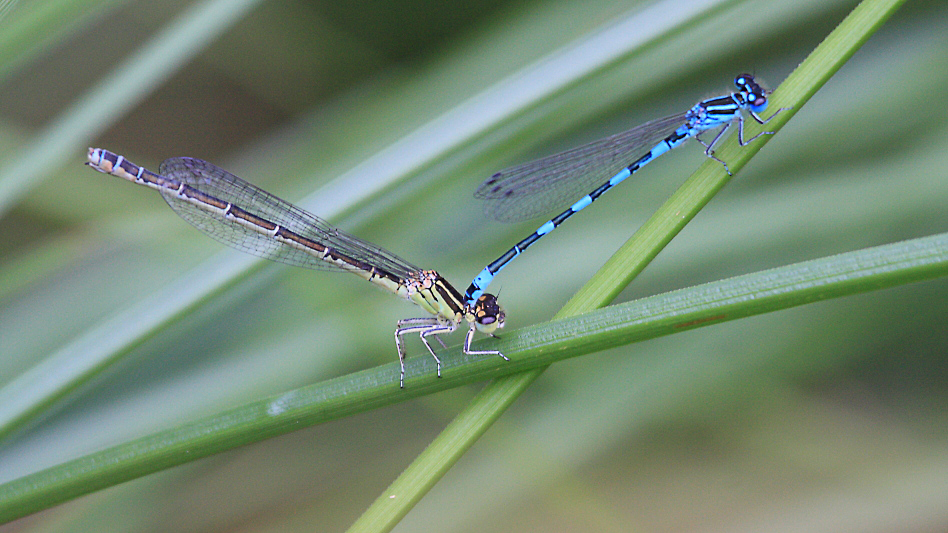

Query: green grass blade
348,0,911,529
1,227,945,523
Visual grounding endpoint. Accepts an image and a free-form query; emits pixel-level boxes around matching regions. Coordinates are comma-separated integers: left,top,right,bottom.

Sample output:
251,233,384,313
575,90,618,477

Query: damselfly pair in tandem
87,73,785,386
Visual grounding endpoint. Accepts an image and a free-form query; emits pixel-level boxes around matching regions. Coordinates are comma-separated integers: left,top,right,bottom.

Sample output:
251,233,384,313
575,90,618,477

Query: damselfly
465,74,787,303
87,148,507,387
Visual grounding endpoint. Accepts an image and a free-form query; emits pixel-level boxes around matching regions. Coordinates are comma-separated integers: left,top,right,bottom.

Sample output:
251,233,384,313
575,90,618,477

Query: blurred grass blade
0,249,261,440
0,0,125,82
0,0,262,215
302,0,737,220
0,0,265,439
348,0,911,529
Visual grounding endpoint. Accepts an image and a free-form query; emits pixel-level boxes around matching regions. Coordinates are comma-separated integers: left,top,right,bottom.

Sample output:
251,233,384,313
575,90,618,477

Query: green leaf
2,228,945,523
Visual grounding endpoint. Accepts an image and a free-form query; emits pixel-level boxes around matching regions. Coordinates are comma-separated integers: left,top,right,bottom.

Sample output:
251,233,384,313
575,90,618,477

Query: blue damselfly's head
734,73,769,113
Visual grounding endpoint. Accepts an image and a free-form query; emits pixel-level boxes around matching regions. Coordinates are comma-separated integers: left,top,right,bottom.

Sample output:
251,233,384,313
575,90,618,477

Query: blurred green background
1,0,947,530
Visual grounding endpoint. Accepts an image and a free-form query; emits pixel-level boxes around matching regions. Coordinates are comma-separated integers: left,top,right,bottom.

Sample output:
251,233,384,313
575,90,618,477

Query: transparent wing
157,157,420,278
476,111,690,223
